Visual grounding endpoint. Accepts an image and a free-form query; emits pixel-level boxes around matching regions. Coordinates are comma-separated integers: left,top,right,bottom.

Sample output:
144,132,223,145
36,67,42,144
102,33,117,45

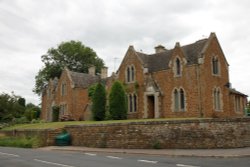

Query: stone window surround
61,82,67,96
213,87,223,112
172,87,186,112
173,56,183,77
211,55,221,76
60,103,67,116
125,64,136,83
127,93,137,113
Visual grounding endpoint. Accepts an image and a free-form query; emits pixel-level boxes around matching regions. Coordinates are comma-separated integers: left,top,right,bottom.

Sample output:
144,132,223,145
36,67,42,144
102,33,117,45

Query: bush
109,81,127,120
0,136,42,148
12,117,29,124
92,83,106,121
52,106,60,122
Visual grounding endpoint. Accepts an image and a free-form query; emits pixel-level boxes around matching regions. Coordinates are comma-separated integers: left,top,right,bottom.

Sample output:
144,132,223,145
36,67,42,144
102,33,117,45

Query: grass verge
1,118,204,131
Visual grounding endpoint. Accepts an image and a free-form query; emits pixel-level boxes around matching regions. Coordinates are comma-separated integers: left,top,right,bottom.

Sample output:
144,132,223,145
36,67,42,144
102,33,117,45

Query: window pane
214,90,217,110
174,89,179,111
129,95,133,112
131,66,135,81
134,94,137,112
180,89,185,110
176,59,180,75
217,91,221,110
127,67,130,82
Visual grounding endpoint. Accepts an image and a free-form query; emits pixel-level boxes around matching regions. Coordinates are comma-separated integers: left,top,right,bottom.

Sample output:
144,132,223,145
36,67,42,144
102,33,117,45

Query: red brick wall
117,47,145,119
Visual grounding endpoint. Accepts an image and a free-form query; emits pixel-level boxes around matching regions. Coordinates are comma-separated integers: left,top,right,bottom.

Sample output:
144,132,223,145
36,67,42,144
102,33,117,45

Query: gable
201,33,229,67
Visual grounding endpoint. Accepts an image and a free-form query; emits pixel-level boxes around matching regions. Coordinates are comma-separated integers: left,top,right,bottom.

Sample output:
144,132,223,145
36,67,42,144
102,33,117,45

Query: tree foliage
92,83,106,121
24,103,41,121
0,92,25,122
109,81,127,120
34,40,104,95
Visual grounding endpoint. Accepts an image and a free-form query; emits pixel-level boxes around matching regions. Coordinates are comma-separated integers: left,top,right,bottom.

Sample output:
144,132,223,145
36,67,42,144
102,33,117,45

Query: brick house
41,32,247,121
41,67,108,121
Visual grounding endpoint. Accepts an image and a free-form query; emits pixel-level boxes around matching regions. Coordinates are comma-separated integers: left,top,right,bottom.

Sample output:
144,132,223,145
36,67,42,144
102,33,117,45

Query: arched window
173,88,186,112
127,67,130,82
174,89,179,111
180,89,185,110
212,57,219,75
176,58,181,76
128,94,137,112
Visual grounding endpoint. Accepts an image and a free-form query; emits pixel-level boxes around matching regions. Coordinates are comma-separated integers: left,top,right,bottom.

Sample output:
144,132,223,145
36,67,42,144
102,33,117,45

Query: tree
24,103,41,121
0,92,25,122
92,83,106,121
109,81,127,120
34,41,104,95
18,98,26,107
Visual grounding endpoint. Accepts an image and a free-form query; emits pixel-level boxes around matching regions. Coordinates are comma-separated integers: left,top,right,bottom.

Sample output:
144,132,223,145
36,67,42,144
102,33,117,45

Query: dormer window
126,65,136,83
212,57,220,75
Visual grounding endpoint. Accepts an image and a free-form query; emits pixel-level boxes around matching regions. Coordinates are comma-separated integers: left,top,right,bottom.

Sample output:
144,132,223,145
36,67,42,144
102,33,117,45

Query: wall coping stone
65,117,250,128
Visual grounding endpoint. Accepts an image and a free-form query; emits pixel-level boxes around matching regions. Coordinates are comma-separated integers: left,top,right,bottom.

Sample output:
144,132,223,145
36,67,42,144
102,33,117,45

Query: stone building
41,32,247,121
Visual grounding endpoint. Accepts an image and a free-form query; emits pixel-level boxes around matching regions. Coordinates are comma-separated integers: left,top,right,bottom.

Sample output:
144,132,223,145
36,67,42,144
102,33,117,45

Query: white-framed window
128,93,137,112
212,57,220,75
213,87,222,111
173,88,186,112
126,65,136,83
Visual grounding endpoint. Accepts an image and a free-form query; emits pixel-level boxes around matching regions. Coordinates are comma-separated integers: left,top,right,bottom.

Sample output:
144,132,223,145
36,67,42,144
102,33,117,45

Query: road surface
0,147,249,167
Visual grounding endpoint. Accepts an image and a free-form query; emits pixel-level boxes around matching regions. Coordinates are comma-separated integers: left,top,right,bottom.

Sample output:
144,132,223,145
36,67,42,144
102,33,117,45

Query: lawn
1,118,204,131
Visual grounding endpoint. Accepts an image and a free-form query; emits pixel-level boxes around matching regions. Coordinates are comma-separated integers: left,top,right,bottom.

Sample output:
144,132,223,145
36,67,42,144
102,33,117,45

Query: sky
0,0,250,105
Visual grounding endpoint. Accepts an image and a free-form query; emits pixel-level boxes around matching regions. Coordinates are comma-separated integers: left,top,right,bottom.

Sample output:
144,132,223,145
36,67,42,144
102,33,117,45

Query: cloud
0,0,249,105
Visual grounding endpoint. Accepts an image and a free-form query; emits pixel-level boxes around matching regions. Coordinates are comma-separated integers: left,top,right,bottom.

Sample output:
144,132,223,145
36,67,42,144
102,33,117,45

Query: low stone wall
1,118,250,149
65,118,250,149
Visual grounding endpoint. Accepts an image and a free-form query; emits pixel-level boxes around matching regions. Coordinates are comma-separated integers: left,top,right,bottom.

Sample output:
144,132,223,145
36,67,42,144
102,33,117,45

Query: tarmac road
0,147,250,167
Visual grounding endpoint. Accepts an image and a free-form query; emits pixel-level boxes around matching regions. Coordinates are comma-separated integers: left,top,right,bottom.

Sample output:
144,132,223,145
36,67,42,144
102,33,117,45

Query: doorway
147,95,155,118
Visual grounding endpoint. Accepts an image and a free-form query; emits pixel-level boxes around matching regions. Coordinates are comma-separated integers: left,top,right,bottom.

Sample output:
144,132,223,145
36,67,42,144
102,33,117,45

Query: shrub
0,136,42,148
109,81,127,120
88,84,97,100
12,117,29,124
92,83,106,121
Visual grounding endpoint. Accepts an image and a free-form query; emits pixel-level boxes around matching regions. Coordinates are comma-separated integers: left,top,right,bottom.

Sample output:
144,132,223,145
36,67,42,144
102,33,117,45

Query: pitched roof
68,71,99,88
229,88,248,97
136,38,208,73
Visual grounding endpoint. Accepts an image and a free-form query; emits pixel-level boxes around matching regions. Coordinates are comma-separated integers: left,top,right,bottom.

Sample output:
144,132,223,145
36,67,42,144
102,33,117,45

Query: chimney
88,66,95,76
101,67,108,79
154,45,167,53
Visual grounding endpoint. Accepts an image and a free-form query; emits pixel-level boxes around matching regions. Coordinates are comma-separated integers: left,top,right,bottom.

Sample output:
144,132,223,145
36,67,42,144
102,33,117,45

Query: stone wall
65,118,250,149
1,118,250,149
